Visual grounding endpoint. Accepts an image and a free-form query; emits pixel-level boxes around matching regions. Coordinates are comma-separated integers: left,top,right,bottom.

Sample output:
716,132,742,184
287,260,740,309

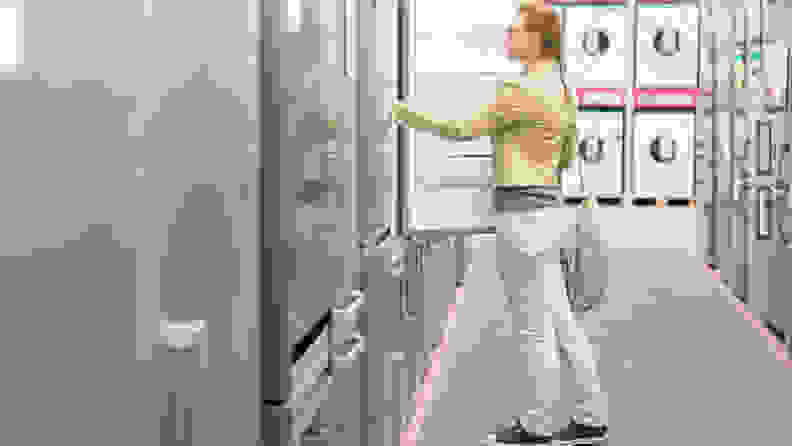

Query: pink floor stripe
705,265,792,368
403,266,792,445
401,287,463,446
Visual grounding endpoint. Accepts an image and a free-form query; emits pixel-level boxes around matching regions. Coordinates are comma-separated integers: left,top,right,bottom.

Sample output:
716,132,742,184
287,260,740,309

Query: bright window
414,0,518,74
0,0,22,71
0,8,17,66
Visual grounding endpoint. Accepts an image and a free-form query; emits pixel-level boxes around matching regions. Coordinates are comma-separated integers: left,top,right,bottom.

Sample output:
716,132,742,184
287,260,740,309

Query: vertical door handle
395,125,411,238
394,0,413,238
416,241,426,274
396,0,412,101
756,187,773,240
756,120,774,175
344,0,356,79
400,277,416,320
399,239,420,320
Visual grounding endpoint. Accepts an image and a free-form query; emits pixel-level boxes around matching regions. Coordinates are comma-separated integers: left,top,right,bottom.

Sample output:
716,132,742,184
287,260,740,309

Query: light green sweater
392,70,577,186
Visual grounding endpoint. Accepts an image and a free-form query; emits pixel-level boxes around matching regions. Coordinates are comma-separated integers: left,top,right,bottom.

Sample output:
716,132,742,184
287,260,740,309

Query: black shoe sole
557,435,608,446
490,429,554,444
491,434,554,445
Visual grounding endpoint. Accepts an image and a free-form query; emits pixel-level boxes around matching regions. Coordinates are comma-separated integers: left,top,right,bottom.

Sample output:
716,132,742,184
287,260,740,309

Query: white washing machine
563,5,631,88
563,110,624,197
636,4,699,89
633,113,696,198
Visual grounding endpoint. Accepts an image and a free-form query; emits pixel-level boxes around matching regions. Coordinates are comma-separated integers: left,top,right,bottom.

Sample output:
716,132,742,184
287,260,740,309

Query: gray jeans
409,190,608,445
495,187,607,433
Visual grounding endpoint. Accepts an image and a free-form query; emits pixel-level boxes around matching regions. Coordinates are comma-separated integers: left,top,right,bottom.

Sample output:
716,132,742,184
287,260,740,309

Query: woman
393,1,609,444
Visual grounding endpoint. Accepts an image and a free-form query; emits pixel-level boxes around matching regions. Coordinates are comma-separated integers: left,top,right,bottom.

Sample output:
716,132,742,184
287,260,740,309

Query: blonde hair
518,5,562,62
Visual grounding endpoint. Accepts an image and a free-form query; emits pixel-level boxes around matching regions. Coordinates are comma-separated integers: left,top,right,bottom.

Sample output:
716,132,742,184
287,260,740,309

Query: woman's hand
390,99,500,139
392,101,409,123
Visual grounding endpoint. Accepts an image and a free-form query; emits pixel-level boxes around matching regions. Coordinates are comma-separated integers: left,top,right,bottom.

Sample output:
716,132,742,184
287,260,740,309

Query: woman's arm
392,102,504,141
556,100,578,170
390,82,573,143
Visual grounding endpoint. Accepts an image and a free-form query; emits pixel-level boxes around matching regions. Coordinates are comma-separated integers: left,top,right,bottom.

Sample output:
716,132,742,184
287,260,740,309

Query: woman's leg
408,235,535,446
496,208,578,435
409,209,579,445
548,263,607,426
551,209,608,426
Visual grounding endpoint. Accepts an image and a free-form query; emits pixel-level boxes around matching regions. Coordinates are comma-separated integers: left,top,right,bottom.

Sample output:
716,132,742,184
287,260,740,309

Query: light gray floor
422,236,792,444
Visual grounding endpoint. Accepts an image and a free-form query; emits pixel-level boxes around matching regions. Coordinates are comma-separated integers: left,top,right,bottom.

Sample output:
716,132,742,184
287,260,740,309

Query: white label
639,94,695,107
584,92,621,106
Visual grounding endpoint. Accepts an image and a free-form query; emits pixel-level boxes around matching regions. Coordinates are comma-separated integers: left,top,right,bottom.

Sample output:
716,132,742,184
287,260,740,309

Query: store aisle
407,238,792,445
